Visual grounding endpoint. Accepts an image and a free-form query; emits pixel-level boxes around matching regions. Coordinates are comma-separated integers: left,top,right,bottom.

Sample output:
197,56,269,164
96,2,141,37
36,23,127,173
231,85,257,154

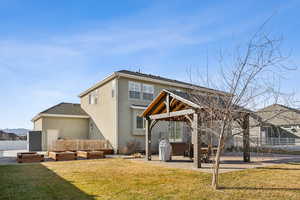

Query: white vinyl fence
233,136,300,151
0,141,27,150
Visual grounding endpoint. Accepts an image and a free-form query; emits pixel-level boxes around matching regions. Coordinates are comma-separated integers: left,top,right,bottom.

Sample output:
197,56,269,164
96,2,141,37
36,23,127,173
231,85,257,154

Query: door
47,129,59,151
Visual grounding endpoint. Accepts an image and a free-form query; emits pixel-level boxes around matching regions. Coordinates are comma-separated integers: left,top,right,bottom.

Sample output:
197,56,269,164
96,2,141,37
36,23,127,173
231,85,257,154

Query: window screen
129,81,141,99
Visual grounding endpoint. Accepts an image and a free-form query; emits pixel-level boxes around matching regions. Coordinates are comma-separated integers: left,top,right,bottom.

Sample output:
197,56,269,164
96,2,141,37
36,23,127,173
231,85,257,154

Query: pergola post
193,113,201,168
243,114,250,162
145,118,152,161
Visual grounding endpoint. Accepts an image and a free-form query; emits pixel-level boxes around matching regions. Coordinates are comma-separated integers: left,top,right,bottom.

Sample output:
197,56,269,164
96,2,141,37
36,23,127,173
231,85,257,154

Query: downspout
115,74,120,153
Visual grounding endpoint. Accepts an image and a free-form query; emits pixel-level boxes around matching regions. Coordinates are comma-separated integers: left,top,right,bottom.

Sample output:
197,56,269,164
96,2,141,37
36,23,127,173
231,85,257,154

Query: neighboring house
32,70,227,153
249,104,300,146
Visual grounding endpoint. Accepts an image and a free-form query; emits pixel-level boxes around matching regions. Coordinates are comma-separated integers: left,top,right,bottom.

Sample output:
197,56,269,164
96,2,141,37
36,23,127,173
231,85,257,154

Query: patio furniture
17,152,44,163
185,146,218,163
170,142,189,156
77,150,105,159
48,151,77,161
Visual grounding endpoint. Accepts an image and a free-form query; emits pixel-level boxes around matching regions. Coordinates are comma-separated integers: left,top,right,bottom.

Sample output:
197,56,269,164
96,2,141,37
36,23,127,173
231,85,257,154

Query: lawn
0,159,300,200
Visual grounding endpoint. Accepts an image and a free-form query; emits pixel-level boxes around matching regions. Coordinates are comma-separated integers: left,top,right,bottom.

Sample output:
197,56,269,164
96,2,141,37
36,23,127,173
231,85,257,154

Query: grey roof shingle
165,89,235,110
40,103,88,116
118,70,228,95
255,104,300,126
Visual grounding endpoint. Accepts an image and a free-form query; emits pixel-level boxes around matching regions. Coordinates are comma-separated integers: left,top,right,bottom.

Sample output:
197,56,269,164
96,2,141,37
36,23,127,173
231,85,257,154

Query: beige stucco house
32,70,227,153
232,103,300,148
32,103,90,150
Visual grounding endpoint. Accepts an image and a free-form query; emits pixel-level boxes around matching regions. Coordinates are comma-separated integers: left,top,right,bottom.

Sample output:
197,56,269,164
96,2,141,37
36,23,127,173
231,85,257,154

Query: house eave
32,113,90,122
78,72,118,98
78,71,230,98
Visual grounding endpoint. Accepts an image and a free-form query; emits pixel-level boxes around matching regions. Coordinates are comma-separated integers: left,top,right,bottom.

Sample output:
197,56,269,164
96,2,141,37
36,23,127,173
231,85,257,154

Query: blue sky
1,0,300,129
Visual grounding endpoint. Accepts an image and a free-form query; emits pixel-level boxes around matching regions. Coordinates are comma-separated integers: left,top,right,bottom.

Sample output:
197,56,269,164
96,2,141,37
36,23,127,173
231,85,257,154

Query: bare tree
188,23,295,189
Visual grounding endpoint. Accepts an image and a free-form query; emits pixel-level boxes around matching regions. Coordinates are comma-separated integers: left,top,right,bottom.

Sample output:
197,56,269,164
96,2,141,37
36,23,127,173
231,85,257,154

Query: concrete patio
133,152,300,173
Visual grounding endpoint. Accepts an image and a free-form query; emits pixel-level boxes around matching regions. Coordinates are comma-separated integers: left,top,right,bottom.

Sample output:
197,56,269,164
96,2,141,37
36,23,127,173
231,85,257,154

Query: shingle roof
118,70,228,95
167,89,227,108
40,103,88,116
142,89,247,118
255,104,300,126
79,70,230,97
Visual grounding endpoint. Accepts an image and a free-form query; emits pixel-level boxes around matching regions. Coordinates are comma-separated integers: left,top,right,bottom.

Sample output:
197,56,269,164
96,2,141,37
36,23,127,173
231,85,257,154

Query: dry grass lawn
0,158,300,200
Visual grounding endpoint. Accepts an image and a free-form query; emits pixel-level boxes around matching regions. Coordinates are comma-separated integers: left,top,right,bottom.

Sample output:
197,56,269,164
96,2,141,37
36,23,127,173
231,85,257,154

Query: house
250,104,300,146
32,70,228,153
32,103,90,150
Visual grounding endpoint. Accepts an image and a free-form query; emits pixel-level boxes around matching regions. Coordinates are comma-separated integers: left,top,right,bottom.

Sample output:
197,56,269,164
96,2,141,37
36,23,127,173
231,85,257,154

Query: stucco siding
43,117,89,139
33,118,43,131
117,77,190,153
40,117,89,150
81,79,117,150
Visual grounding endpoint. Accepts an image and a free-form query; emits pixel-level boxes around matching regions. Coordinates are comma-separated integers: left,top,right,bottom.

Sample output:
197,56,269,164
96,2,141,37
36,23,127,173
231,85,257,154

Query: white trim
118,72,228,96
149,109,195,120
79,71,229,98
164,89,201,109
79,73,117,97
115,77,119,153
32,113,89,122
130,105,148,110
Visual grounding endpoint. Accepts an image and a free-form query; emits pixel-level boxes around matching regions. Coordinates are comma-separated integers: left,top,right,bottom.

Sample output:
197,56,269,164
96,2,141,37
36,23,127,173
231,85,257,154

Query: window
136,116,144,129
89,89,99,104
90,123,94,131
143,84,154,100
129,81,141,99
129,81,154,100
112,80,116,98
169,121,182,142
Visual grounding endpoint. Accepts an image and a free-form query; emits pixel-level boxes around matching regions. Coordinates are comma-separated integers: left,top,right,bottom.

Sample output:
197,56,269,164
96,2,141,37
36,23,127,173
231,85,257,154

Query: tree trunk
211,121,227,189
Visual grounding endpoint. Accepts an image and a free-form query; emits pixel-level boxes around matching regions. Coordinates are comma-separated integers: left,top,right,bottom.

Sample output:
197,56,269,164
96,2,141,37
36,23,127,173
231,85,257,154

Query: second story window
143,84,154,101
89,89,98,104
129,81,141,99
111,80,116,98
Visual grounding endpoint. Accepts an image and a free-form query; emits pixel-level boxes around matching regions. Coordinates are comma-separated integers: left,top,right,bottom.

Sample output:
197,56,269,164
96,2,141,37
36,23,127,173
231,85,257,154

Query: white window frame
111,80,116,98
129,81,141,99
136,115,145,130
89,89,99,105
142,84,154,101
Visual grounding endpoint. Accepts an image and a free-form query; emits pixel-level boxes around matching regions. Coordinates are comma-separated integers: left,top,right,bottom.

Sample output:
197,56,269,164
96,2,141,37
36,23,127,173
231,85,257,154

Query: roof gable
256,104,300,125
40,103,88,116
142,89,235,119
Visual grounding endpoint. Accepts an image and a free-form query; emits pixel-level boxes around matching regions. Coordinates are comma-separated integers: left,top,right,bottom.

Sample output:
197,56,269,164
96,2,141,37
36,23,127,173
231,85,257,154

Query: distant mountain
1,128,31,136
0,131,20,140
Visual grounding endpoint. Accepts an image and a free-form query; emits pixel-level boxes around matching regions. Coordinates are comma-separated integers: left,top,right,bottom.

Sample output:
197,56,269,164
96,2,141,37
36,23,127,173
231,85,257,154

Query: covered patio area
141,89,251,168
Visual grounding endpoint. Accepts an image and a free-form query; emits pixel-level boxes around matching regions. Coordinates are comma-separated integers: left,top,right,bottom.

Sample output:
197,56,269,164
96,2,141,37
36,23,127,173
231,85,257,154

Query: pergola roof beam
149,109,195,120
172,102,186,112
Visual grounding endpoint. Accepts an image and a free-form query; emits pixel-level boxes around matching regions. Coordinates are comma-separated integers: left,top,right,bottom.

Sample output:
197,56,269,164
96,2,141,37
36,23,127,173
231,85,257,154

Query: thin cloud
0,1,297,128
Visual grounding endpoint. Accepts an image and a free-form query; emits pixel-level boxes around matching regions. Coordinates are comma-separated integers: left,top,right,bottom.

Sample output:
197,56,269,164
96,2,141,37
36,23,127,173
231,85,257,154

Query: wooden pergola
141,89,250,168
